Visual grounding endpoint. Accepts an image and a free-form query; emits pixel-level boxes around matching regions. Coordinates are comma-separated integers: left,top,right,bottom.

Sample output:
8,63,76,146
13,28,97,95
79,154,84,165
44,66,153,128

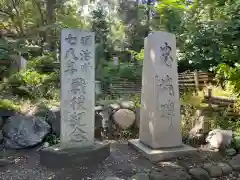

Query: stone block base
40,141,110,169
128,139,197,162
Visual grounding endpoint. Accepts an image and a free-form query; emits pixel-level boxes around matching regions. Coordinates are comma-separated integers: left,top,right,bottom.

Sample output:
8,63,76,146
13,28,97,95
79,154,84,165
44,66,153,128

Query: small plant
45,133,59,146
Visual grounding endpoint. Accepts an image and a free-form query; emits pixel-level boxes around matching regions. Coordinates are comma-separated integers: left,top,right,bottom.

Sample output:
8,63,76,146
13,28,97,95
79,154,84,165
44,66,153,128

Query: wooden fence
106,71,215,95
202,88,239,117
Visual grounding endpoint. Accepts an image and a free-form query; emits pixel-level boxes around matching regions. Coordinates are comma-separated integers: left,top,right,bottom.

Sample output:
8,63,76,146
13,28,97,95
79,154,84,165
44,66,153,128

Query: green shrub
0,99,19,111
27,53,56,73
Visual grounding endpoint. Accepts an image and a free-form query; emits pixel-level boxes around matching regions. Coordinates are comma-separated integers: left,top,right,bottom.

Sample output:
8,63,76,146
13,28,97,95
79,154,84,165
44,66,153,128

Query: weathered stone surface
113,109,135,130
228,154,240,171
0,108,16,117
135,107,140,128
139,32,182,149
129,139,196,163
189,115,210,135
30,106,61,136
226,148,237,156
3,114,51,149
206,129,233,149
95,105,104,111
149,171,191,180
120,101,135,110
0,130,3,143
217,162,232,175
0,158,13,167
40,141,110,169
46,106,60,136
60,29,95,147
109,103,120,110
203,163,223,177
130,173,150,180
189,168,211,180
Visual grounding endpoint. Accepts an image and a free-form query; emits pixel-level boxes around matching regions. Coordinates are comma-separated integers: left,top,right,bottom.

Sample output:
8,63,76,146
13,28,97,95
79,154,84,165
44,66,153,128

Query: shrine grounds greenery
0,54,240,140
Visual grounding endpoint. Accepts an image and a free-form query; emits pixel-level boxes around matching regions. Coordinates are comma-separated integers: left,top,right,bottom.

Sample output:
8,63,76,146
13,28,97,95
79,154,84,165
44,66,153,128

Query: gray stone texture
40,141,110,170
120,101,135,110
113,109,136,130
228,154,240,171
3,114,51,149
206,129,233,149
189,168,211,180
217,162,232,175
226,148,237,156
203,163,223,177
149,171,191,180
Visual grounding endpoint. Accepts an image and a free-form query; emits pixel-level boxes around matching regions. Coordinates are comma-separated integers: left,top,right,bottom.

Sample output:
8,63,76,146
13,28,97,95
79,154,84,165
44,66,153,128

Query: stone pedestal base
129,139,197,162
40,141,110,169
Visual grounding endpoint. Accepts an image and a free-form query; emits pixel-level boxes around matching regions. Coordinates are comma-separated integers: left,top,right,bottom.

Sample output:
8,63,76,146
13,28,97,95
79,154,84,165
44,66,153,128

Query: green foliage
0,99,20,111
45,133,59,146
6,54,60,99
27,54,55,71
216,63,240,95
100,62,142,89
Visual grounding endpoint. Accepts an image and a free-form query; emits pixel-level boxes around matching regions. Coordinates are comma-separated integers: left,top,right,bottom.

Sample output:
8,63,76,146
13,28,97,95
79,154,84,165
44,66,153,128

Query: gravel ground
0,141,157,180
0,141,239,180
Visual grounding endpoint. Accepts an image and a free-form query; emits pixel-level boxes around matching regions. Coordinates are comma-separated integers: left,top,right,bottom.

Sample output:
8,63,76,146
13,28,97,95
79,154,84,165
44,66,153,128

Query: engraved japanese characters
154,41,176,129
61,29,95,147
139,32,181,148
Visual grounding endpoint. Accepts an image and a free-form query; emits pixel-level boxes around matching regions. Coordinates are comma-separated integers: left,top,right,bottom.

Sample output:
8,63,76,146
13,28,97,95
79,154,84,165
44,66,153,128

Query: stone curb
104,155,240,180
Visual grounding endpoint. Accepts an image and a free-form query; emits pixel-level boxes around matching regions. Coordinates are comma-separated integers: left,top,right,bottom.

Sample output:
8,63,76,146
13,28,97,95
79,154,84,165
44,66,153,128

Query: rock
130,173,150,180
206,129,233,149
0,116,5,129
135,107,140,128
95,105,104,112
3,114,51,149
217,162,232,175
228,154,240,171
46,106,60,137
0,108,16,117
189,168,211,180
226,148,237,156
0,130,3,143
109,103,120,110
189,115,210,135
120,101,135,110
105,177,124,180
113,109,136,130
149,171,191,180
28,105,60,137
0,158,13,167
203,163,223,177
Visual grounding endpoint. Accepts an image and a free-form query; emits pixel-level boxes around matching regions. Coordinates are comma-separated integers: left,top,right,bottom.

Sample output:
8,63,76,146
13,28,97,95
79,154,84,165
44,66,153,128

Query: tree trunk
46,0,56,52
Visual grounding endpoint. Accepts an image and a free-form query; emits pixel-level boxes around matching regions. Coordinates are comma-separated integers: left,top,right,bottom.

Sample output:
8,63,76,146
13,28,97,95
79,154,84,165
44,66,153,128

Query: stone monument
129,31,196,162
40,29,109,171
